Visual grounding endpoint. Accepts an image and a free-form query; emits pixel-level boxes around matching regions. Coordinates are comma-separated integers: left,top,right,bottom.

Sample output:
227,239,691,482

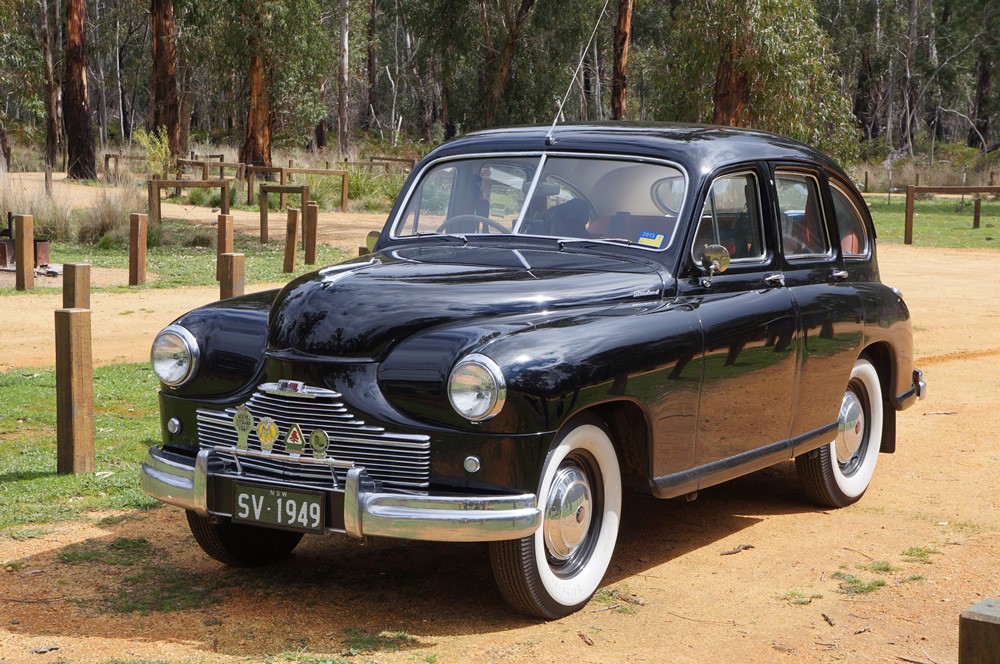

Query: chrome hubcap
544,464,593,561
835,389,865,467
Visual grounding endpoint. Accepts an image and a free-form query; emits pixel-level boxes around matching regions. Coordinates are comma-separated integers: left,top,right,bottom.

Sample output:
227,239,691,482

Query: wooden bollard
55,308,95,474
304,202,318,265
284,208,299,273
864,170,869,192
259,194,269,244
14,214,34,291
960,598,1000,664
217,214,234,280
129,213,147,286
973,197,982,230
279,168,287,209
219,253,245,299
63,263,91,309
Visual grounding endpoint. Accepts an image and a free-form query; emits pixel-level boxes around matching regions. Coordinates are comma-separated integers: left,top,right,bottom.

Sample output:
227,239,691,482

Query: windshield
393,155,686,251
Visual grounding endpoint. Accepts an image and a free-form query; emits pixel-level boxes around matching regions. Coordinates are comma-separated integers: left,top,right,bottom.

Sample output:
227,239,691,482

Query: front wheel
796,358,884,508
490,416,622,619
186,511,304,567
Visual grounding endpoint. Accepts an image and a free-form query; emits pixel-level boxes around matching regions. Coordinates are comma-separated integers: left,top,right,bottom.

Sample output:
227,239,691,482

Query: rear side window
830,182,871,258
691,172,765,262
775,172,831,259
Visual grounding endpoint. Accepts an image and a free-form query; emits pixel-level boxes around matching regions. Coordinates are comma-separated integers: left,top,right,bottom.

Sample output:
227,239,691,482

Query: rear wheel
186,511,303,567
490,415,621,618
796,358,884,507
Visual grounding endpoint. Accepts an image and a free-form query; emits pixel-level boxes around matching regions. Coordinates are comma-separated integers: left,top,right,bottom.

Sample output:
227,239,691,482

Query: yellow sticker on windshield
638,231,665,248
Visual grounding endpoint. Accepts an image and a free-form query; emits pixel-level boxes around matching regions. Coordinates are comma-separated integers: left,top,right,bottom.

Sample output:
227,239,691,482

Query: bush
77,184,146,247
132,126,173,180
0,173,74,241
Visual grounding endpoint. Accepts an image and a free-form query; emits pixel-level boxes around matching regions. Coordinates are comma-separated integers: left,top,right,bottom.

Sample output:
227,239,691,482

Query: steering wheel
437,214,511,234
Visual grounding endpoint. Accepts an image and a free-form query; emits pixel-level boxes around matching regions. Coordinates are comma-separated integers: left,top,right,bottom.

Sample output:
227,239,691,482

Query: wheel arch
859,341,897,453
573,399,652,493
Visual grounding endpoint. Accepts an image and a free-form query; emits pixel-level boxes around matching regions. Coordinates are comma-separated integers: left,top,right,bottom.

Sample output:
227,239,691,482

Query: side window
399,165,456,235
830,182,871,258
775,171,831,258
692,172,765,262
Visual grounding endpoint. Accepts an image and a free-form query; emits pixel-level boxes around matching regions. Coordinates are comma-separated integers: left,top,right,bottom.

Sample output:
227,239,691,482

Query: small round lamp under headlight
150,325,200,387
448,354,506,422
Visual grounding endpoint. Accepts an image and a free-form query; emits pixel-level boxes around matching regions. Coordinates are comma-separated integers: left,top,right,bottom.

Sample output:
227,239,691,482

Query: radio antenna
546,0,612,145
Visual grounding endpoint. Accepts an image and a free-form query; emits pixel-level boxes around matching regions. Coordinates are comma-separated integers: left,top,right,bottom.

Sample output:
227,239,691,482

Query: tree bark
363,0,378,131
62,0,96,179
151,0,180,156
968,49,992,148
338,0,350,155
712,39,749,126
481,0,537,128
239,54,271,166
611,0,634,121
40,0,60,170
177,58,192,156
0,115,11,171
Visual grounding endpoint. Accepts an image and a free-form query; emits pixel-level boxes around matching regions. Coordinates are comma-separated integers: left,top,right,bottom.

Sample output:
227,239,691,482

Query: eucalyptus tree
64,0,97,178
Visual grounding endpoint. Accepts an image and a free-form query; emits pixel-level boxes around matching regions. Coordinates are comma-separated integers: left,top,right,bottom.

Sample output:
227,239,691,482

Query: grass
831,571,887,595
867,194,1000,247
341,628,417,654
57,537,154,566
269,651,349,664
780,589,823,605
902,546,941,563
857,559,897,573
0,362,161,530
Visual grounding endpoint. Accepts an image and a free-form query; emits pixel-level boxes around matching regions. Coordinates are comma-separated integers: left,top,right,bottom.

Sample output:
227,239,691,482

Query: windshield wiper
415,232,469,244
557,237,633,250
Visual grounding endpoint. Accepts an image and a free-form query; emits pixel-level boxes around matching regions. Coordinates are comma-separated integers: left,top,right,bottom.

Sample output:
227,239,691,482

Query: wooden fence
904,185,1000,244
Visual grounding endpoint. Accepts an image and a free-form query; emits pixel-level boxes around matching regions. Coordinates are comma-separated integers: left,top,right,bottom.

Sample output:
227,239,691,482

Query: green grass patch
867,194,1000,247
268,651,349,664
0,363,161,530
9,526,46,541
780,589,823,605
341,627,417,655
831,571,887,595
902,546,941,563
57,537,153,566
857,559,897,573
591,585,644,614
901,574,927,583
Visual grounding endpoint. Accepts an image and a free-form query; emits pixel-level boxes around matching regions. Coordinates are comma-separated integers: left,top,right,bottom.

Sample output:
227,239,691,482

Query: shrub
132,126,173,180
77,184,146,247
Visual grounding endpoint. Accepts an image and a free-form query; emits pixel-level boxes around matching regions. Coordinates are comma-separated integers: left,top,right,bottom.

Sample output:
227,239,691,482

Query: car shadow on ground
2,460,822,660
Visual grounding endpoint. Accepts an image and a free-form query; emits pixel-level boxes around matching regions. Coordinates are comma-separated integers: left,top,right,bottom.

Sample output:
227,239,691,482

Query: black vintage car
142,124,925,619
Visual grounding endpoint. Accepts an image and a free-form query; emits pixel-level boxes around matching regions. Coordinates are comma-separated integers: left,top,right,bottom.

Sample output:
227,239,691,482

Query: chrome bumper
914,368,927,400
141,446,541,543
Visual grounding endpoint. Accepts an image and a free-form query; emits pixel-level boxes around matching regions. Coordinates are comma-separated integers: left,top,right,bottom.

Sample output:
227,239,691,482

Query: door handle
763,273,785,287
831,269,849,281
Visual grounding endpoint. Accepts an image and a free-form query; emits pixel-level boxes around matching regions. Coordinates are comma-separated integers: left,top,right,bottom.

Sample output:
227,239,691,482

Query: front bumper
894,368,927,410
141,445,541,542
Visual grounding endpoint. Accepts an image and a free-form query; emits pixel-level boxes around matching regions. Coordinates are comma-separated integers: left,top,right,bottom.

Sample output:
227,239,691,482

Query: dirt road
1,187,998,662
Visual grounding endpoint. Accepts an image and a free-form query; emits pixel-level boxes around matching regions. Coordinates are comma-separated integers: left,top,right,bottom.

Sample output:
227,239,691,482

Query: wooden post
283,208,299,273
304,202,318,265
287,159,295,183
864,170,869,193
219,253,245,299
915,172,920,187
14,215,34,291
217,214,234,280
279,168,287,209
63,263,91,309
55,308,95,474
260,191,269,244
960,598,1000,664
904,185,915,245
201,161,209,181
247,168,256,205
340,172,349,212
974,197,982,230
129,213,147,286
148,175,161,226
221,180,231,215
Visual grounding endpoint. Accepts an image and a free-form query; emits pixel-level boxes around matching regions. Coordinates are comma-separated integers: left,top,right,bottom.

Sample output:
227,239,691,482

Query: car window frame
771,165,837,265
827,176,873,261
688,167,771,271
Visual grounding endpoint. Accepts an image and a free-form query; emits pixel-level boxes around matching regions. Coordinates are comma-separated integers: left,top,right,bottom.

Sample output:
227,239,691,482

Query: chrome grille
197,383,430,493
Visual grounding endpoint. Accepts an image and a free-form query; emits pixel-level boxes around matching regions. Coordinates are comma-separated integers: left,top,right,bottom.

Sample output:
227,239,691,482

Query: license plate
232,483,326,533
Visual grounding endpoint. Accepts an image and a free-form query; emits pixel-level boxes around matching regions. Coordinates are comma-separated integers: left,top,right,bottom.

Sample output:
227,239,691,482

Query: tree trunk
239,54,271,166
151,0,180,156
338,0,350,155
363,0,378,131
968,49,992,148
712,39,749,126
177,59,192,156
41,0,60,170
481,0,537,128
0,115,11,171
315,118,328,151
611,0,633,121
114,0,130,141
62,0,96,179
903,0,918,154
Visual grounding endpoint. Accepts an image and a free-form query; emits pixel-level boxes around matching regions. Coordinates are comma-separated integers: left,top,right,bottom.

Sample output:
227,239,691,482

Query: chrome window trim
689,169,770,267
828,179,873,260
387,151,690,252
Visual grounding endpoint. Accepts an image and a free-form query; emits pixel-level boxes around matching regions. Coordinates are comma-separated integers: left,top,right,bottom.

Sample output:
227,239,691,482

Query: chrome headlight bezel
150,324,200,387
447,353,507,422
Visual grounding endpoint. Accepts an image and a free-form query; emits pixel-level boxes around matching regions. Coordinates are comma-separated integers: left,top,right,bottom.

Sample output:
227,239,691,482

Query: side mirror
699,244,730,287
365,230,381,254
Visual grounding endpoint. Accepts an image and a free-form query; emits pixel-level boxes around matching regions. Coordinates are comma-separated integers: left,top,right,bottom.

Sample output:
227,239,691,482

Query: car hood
268,244,667,359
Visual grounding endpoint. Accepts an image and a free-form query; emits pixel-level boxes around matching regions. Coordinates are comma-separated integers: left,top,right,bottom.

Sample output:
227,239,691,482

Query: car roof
426,123,846,181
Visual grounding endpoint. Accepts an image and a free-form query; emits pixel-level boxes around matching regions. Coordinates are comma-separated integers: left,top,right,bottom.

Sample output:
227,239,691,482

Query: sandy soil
0,175,998,663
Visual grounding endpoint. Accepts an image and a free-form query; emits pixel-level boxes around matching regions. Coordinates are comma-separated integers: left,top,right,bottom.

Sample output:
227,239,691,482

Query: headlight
150,325,200,387
448,354,506,421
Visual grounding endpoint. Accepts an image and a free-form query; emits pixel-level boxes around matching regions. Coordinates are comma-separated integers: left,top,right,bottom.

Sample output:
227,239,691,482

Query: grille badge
257,417,279,453
233,405,254,450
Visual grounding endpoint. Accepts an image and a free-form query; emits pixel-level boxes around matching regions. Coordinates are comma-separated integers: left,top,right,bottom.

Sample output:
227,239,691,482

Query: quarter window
775,172,830,258
830,182,871,258
692,172,765,262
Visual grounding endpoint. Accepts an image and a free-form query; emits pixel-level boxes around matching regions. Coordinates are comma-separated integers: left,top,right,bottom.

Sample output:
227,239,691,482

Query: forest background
0,0,997,181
